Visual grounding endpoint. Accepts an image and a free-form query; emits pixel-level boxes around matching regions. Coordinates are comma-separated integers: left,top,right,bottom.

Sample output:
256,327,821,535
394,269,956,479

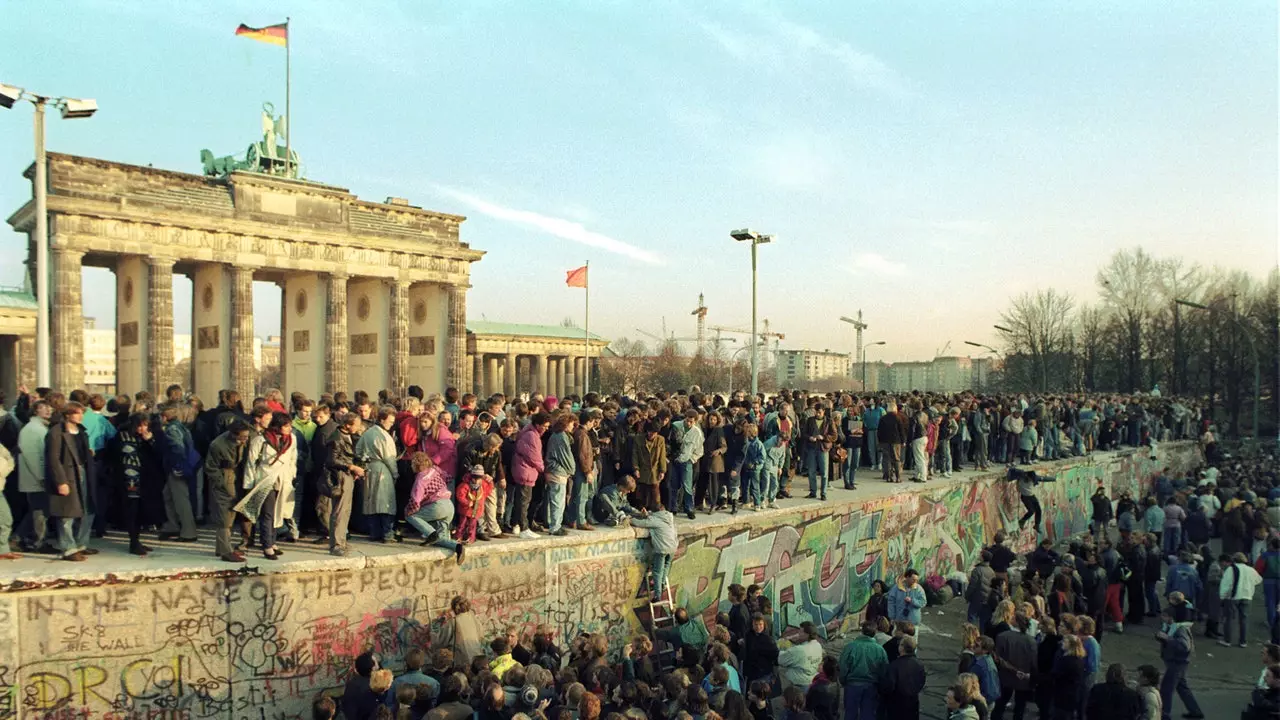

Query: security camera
730,228,757,242
0,84,21,110
59,98,97,119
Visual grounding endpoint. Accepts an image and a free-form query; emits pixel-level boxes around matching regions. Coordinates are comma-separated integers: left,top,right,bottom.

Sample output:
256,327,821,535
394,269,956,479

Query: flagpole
584,260,590,395
285,16,291,177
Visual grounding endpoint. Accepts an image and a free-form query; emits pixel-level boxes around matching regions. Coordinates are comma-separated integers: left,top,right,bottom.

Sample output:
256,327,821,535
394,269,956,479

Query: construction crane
691,293,708,356
635,328,698,353
708,321,785,365
839,311,869,384
935,340,951,358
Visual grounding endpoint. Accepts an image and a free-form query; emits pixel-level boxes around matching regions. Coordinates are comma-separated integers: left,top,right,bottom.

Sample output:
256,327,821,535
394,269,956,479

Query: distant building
83,322,263,395
776,348,852,387
261,335,282,369
873,355,998,394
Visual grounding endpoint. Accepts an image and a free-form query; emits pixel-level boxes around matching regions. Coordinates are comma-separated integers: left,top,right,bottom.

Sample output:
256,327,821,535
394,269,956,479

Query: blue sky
2,1,1276,361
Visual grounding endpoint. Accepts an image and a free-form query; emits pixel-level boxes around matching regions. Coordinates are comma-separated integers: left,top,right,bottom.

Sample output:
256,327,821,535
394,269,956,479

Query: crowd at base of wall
0,443,1198,720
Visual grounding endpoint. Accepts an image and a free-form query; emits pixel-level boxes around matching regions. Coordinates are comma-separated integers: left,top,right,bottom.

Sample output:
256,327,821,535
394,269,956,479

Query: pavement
0,446,1160,588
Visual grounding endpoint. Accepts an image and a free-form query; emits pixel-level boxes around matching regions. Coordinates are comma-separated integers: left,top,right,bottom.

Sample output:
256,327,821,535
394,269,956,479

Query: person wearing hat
453,464,493,545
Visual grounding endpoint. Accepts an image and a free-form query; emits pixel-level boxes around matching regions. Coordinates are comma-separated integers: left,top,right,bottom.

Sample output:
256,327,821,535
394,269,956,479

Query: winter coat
631,510,677,556
512,424,545,487
888,579,926,625
420,427,457,480
877,654,926,720
705,426,727,474
1086,680,1144,720
742,629,779,681
994,630,1036,692
17,417,48,493
632,433,667,486
966,563,995,610
204,430,245,492
877,412,905,445
777,639,823,688
545,431,575,480
355,425,398,515
45,422,94,519
1091,493,1113,523
242,431,298,523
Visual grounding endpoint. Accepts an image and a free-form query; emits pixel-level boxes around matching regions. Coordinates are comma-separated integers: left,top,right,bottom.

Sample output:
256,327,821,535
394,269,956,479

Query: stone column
230,265,255,400
51,247,84,392
444,285,468,390
554,358,565,398
325,273,349,395
471,356,483,396
566,357,578,397
535,354,548,394
484,356,499,397
576,357,588,395
505,352,518,397
146,257,176,395
388,280,410,396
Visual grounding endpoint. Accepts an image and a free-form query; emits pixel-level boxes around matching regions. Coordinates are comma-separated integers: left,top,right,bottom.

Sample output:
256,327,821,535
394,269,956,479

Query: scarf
264,428,292,462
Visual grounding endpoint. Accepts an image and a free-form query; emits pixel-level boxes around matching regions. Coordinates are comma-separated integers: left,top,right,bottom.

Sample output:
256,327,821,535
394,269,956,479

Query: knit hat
470,465,485,476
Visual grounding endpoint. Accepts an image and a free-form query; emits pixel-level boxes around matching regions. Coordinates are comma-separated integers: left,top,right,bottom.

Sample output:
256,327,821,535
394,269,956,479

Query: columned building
0,289,35,401
7,154,483,401
466,321,609,399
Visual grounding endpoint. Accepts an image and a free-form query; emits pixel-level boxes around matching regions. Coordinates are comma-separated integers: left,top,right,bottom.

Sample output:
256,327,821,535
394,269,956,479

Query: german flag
235,22,288,47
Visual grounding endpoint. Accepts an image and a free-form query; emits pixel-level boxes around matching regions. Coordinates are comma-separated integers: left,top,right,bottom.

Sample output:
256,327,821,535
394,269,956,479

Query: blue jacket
1165,561,1202,601
887,579,926,625
160,419,198,478
971,655,1001,705
742,437,765,473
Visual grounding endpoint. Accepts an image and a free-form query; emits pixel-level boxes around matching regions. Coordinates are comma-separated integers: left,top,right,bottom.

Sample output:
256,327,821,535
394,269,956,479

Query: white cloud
847,252,908,277
435,187,662,265
695,14,909,97
773,20,909,96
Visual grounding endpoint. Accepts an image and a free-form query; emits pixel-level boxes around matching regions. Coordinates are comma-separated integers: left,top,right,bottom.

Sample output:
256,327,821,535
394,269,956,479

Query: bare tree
1096,247,1160,392
997,289,1076,391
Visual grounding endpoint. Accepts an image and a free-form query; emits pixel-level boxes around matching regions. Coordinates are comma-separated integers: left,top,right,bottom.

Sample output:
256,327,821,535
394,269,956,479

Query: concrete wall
0,444,1197,720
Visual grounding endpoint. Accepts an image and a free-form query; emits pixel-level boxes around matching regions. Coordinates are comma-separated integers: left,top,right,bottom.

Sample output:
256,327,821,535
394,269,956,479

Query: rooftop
0,289,36,311
467,321,607,342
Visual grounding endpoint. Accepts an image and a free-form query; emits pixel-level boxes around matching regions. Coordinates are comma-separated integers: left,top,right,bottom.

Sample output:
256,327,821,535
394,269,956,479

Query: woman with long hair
419,410,457,481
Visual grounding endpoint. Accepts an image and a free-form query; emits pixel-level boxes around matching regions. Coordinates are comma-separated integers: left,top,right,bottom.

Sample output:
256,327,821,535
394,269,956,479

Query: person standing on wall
878,402,905,484
205,420,250,563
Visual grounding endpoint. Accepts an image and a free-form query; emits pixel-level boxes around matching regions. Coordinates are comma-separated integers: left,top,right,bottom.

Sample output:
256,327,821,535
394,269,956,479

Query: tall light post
731,229,773,397
1177,298,1260,442
862,341,885,391
1,83,98,388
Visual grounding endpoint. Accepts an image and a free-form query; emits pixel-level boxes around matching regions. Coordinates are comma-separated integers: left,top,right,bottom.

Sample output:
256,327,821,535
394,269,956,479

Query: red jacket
455,477,492,518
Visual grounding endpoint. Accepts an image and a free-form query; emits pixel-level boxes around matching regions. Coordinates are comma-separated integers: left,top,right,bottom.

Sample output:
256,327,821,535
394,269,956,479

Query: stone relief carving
198,325,220,350
409,336,435,356
350,332,378,355
119,321,139,348
293,329,310,352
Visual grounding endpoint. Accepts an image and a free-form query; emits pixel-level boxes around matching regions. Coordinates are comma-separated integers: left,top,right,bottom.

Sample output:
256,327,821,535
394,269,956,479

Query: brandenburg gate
6,152,483,400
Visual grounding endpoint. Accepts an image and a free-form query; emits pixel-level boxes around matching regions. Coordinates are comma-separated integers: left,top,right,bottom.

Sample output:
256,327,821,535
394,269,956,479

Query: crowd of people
0,382,1198,565
0,379,1274,719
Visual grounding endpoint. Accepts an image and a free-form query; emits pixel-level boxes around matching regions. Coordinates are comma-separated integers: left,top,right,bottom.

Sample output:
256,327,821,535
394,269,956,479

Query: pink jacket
420,428,457,479
512,424,545,487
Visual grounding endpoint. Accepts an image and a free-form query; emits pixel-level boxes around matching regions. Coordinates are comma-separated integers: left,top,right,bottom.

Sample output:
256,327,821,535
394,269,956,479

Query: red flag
565,265,588,288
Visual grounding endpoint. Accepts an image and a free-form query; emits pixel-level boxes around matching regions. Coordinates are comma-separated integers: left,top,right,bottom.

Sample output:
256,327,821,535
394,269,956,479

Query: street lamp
862,341,886,390
1,82,98,388
1177,298,1260,442
731,228,773,397
964,340,1000,356
993,324,1013,334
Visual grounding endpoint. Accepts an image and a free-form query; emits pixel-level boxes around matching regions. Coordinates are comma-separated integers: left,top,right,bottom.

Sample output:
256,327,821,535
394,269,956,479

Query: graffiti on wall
1,445,1185,720
667,449,1166,637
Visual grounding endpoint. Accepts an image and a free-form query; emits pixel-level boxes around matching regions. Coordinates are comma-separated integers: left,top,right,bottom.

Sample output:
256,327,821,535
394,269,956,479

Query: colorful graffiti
666,446,1174,636
0,444,1193,720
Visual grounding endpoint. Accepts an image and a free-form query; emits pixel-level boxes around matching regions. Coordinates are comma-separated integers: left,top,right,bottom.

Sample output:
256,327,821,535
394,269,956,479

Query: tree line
996,246,1279,439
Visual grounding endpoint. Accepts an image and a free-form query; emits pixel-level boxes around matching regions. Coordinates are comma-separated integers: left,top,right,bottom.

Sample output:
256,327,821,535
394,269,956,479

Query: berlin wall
1,443,1198,720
